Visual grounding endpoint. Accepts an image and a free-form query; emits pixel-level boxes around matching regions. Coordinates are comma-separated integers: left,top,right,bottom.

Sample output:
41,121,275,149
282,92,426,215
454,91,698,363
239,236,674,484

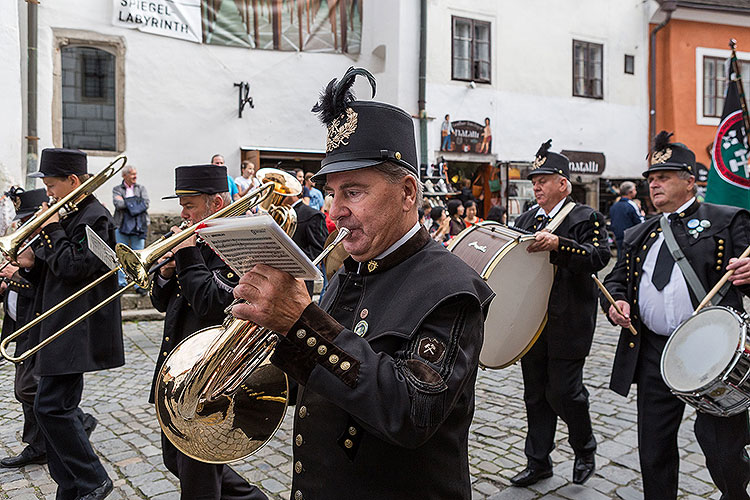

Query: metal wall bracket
234,82,254,118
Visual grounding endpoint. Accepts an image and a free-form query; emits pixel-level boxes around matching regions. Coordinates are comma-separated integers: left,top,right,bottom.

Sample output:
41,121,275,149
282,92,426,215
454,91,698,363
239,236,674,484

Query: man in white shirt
603,131,750,500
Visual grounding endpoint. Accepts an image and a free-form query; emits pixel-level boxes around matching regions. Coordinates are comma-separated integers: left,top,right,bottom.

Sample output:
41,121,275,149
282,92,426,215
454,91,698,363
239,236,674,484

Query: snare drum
448,222,554,369
661,306,750,417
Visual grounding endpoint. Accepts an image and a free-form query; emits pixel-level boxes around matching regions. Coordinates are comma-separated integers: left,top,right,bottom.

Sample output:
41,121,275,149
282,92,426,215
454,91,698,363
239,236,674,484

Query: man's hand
526,230,559,253
169,225,197,253
0,262,18,279
232,264,311,335
157,251,176,279
15,247,35,269
39,202,59,227
727,257,750,286
608,300,632,329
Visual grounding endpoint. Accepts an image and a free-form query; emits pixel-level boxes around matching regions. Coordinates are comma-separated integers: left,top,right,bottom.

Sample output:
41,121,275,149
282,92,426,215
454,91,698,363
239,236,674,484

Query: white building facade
2,0,653,215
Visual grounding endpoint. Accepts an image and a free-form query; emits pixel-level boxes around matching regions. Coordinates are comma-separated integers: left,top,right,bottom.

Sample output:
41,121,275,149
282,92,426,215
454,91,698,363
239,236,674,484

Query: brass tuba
155,180,348,463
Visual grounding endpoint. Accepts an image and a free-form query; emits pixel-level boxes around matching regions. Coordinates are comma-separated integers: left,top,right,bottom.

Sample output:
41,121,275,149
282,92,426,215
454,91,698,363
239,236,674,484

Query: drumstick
694,243,750,315
591,274,638,336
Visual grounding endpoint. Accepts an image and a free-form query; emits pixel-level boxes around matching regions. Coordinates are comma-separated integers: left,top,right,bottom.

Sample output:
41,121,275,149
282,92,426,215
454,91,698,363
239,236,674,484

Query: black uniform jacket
270,227,494,500
1,272,37,356
292,201,327,261
514,200,611,359
25,195,124,376
602,201,750,397
149,243,238,403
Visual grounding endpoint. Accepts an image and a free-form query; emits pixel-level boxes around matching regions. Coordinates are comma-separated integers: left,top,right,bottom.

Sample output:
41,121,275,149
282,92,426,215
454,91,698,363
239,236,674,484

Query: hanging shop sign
560,150,606,176
439,119,492,154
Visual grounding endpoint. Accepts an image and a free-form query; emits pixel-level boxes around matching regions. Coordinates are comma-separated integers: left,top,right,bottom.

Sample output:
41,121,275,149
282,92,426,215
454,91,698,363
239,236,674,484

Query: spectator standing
609,181,645,256
447,199,465,236
211,154,240,201
304,172,325,210
294,168,311,204
321,195,336,234
463,200,482,227
486,205,507,224
235,160,260,197
430,206,450,243
112,165,150,294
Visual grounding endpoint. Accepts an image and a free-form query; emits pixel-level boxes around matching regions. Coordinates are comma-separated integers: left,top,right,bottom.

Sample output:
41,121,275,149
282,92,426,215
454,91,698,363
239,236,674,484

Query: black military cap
28,148,87,178
163,164,229,199
8,188,47,221
642,131,695,177
310,67,418,181
527,140,570,180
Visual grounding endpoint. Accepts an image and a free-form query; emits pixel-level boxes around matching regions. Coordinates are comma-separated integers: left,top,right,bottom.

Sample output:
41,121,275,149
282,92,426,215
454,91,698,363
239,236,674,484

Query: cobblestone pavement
0,312,730,500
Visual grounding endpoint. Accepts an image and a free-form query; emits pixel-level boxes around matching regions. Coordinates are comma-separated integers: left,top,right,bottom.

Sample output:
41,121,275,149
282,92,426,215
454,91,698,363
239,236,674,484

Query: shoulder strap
546,201,576,233
659,215,729,306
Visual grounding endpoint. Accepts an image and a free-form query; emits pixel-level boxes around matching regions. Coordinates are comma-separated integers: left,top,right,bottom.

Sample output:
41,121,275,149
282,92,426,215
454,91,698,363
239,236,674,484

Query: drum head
480,238,554,368
662,307,743,392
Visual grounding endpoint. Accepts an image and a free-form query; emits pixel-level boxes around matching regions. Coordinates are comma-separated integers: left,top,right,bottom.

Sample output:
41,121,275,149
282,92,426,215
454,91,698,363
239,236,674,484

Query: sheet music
85,225,118,270
197,214,321,280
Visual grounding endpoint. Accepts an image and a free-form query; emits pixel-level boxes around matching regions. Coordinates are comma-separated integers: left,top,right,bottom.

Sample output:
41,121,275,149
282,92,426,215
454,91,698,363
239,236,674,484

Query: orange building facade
651,6,750,168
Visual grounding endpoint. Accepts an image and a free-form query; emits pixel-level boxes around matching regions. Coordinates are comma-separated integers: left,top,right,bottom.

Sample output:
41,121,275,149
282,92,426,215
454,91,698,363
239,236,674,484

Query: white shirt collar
535,197,567,218
292,199,303,208
665,197,696,217
375,221,422,260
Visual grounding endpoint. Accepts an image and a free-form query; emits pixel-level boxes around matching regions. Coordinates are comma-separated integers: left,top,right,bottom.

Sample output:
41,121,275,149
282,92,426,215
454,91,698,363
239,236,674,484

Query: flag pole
730,39,750,135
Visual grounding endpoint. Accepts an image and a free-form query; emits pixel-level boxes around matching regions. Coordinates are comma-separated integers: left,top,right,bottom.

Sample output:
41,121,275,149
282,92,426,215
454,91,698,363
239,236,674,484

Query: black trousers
35,374,108,500
636,330,750,500
161,433,268,500
520,333,596,469
14,352,45,454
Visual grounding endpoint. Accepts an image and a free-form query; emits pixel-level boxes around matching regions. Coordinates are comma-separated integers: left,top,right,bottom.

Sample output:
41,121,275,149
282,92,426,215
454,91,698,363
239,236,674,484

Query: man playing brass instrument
232,68,494,499
17,148,123,500
150,164,267,500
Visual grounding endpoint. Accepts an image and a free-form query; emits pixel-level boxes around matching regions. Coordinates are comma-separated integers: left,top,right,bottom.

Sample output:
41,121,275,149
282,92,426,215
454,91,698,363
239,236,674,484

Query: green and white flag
705,47,750,209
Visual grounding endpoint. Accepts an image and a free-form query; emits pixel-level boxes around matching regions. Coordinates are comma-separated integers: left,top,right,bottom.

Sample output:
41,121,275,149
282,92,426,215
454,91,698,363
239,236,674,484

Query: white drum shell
661,306,750,417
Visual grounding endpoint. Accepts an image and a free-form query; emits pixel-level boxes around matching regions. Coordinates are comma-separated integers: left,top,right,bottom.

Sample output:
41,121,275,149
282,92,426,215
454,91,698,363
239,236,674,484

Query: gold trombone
0,176,285,364
0,156,127,263
154,226,349,464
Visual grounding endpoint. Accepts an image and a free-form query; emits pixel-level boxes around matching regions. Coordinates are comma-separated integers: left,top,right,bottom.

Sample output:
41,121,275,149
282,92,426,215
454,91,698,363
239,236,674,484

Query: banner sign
113,0,363,53
113,0,202,43
560,150,606,176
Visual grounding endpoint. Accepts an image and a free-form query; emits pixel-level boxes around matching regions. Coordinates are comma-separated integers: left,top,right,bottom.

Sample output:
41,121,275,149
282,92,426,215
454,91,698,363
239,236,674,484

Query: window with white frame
696,47,750,126
703,56,750,118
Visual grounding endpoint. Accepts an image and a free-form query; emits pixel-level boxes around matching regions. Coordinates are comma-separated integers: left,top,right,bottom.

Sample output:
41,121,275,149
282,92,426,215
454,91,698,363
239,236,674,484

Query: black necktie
651,216,677,290
535,215,549,230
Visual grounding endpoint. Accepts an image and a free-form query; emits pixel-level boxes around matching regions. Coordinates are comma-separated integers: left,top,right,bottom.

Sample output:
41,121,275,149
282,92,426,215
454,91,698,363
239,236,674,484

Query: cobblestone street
0,312,727,500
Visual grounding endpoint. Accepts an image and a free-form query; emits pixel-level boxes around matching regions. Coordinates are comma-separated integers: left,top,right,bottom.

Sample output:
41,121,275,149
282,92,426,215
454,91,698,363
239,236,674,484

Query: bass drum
448,222,554,369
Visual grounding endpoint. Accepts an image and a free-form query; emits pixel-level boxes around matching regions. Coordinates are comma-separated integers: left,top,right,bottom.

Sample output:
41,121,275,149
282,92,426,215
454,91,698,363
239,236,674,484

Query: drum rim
660,305,747,394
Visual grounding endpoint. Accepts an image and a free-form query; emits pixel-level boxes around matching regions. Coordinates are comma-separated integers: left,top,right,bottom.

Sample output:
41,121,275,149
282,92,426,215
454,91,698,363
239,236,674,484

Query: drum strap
659,215,730,306
546,202,576,233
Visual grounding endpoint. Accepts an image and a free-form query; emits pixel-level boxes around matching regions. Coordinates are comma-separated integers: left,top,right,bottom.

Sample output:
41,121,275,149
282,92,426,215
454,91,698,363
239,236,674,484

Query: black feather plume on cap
536,139,552,158
311,66,377,126
653,130,673,151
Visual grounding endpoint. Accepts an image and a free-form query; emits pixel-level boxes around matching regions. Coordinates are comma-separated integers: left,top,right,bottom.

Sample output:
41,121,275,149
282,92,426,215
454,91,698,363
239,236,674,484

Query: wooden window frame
572,39,603,99
451,16,491,84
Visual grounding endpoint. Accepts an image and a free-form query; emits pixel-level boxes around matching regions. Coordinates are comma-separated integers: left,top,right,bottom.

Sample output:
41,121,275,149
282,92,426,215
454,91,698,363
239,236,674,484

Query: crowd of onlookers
421,198,507,245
